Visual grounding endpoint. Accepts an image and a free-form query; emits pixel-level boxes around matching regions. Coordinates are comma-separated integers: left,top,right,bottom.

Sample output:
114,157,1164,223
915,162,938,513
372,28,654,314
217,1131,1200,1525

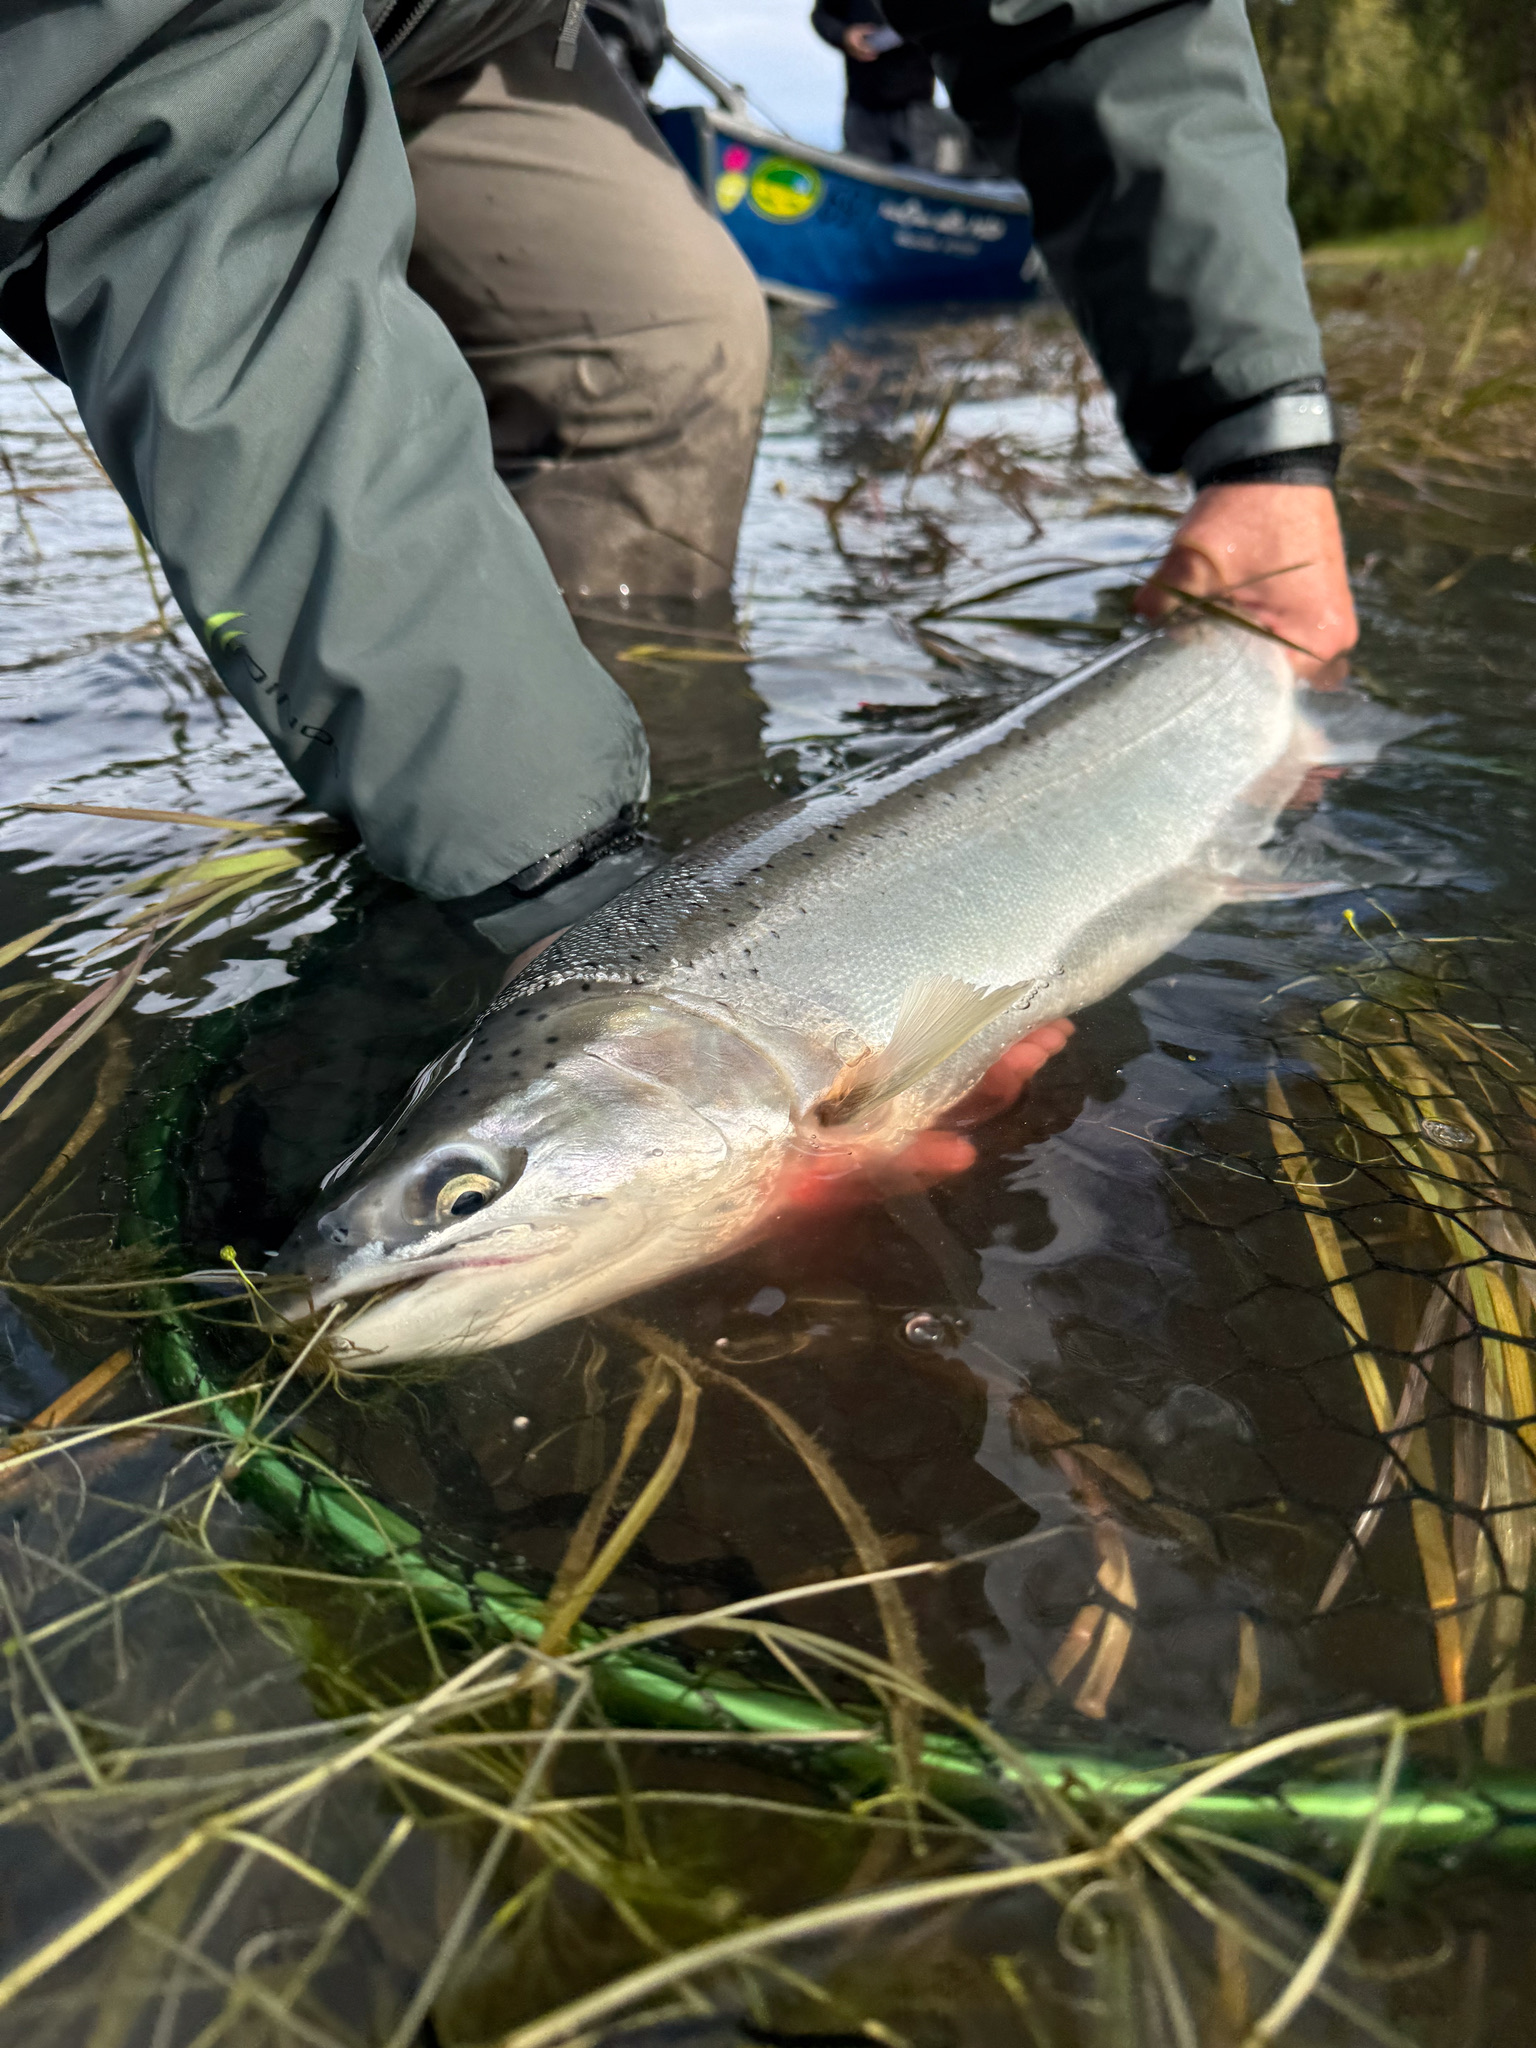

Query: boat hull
654,105,1039,308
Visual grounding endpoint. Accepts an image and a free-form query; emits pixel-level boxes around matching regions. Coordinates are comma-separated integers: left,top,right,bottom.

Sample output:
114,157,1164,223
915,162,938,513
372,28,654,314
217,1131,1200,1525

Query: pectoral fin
819,975,1037,1126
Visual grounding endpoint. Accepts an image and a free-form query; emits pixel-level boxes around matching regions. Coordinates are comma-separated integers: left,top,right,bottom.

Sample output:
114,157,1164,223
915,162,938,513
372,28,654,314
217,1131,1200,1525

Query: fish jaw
313,1205,727,1364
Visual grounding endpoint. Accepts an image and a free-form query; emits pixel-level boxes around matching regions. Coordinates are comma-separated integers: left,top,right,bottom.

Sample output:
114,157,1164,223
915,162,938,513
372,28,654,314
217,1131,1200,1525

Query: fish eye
407,1149,526,1229
436,1172,499,1223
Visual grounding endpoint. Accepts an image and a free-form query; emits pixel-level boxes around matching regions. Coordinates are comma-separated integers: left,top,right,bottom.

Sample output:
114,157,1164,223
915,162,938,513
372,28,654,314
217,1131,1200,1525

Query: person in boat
810,0,945,171
1,0,1355,930
586,0,669,97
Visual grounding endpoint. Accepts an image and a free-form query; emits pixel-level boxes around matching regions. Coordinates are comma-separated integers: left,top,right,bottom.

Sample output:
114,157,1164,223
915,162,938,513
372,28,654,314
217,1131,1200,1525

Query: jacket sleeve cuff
1182,390,1338,488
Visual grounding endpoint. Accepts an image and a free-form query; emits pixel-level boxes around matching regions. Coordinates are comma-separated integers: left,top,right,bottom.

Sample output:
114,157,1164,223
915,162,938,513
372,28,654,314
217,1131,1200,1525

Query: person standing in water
811,0,943,170
0,0,1355,941
586,0,668,98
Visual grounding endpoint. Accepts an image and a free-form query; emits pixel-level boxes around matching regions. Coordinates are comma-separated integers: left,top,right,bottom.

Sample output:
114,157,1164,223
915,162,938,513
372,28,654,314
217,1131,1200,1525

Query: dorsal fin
818,975,1037,1126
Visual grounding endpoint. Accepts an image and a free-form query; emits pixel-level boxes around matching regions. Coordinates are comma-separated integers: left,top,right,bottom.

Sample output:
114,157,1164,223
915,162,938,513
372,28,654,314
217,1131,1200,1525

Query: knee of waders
608,229,770,460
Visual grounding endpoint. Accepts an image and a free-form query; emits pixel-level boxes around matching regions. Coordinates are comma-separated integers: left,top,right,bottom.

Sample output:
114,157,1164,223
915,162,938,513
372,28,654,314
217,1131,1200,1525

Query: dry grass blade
1147,581,1320,662
615,644,752,666
0,1347,133,1467
1314,1358,1428,1615
1267,1070,1394,1430
1274,933,1536,1724
20,801,321,836
1243,1720,1408,2044
0,1633,525,2016
0,940,155,1122
0,921,67,972
539,1355,699,1658
0,822,322,1120
916,555,1155,623
0,1019,134,1228
1230,1615,1262,1730
492,1844,1107,2048
608,1315,929,1808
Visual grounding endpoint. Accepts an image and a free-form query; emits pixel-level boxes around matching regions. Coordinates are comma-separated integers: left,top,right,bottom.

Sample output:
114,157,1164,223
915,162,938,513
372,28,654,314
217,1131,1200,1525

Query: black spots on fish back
545,1035,558,1045
545,1061,556,1070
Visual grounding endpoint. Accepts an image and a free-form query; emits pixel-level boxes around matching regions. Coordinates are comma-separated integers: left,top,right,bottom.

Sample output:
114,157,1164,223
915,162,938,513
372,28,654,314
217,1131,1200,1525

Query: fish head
273,985,798,1365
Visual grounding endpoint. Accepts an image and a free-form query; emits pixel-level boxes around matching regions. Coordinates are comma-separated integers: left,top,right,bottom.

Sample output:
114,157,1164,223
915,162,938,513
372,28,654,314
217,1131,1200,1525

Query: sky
651,2,849,150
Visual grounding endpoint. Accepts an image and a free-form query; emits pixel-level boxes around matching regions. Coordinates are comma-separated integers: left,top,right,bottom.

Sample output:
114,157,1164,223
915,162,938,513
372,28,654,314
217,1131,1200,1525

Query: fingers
944,1017,1074,1129
782,1130,979,1213
776,1017,1073,1215
1135,484,1359,683
1133,540,1225,623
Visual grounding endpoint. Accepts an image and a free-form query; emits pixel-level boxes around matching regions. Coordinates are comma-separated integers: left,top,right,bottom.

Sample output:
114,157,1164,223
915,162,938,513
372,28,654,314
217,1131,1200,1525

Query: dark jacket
588,0,669,89
885,0,1327,474
0,0,1327,898
811,1,935,112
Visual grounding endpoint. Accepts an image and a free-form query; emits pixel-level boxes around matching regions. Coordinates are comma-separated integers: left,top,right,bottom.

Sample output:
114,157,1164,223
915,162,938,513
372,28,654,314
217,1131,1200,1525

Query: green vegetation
1305,217,1485,272
1250,0,1536,244
1301,105,1536,575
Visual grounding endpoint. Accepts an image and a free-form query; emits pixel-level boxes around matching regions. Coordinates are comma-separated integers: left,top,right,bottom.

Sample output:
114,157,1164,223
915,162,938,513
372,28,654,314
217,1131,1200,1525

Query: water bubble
511,1415,530,1431
1420,1116,1477,1150
902,1312,947,1348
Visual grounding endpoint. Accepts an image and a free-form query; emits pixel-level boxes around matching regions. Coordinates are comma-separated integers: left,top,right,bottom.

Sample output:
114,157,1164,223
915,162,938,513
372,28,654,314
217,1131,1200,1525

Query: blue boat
654,43,1040,310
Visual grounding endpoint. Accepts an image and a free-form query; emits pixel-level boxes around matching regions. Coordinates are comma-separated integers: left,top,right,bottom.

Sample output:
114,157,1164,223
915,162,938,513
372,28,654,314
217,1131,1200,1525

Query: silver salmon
277,622,1317,1363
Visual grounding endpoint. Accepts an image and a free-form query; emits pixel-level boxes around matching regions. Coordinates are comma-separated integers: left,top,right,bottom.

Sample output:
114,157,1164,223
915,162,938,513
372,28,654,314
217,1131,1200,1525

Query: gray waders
0,0,1333,904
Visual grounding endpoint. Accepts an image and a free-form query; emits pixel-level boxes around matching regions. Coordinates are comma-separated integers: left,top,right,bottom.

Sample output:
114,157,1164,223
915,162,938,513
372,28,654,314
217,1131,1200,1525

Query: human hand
1135,484,1358,685
779,1019,1075,1213
844,23,882,59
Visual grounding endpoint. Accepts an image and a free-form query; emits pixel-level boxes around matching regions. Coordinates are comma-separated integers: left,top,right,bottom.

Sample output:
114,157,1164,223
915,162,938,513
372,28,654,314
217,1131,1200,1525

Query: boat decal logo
748,156,824,224
716,143,750,214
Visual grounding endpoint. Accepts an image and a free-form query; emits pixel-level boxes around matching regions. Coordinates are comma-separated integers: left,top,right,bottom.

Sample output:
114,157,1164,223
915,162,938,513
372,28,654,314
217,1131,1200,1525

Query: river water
3,302,1536,2045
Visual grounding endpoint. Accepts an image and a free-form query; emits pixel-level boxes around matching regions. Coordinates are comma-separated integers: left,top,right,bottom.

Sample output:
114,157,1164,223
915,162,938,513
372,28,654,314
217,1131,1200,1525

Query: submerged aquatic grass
5,1282,1536,2047
5,694,1536,2043
0,803,338,1123
1266,918,1536,1756
6,261,1536,2045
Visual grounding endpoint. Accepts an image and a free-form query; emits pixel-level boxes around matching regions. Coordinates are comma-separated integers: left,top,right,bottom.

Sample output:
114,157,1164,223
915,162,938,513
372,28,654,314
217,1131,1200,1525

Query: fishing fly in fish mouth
275,620,1351,1366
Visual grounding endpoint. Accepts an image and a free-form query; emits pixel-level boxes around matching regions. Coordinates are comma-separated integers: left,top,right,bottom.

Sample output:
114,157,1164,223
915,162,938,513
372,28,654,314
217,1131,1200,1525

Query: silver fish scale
498,625,1298,1082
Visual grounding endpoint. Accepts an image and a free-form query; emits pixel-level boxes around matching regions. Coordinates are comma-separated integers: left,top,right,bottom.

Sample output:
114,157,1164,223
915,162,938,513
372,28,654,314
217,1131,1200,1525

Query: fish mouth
268,1233,570,1330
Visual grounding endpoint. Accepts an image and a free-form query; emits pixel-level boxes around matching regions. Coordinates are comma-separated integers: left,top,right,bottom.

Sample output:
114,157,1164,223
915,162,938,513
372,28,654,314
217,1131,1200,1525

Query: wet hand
844,23,882,59
1135,484,1358,685
780,1019,1075,1213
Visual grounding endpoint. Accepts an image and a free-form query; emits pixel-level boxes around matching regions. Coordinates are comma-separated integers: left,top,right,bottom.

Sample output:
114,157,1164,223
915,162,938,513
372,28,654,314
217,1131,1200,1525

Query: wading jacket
0,0,1332,900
